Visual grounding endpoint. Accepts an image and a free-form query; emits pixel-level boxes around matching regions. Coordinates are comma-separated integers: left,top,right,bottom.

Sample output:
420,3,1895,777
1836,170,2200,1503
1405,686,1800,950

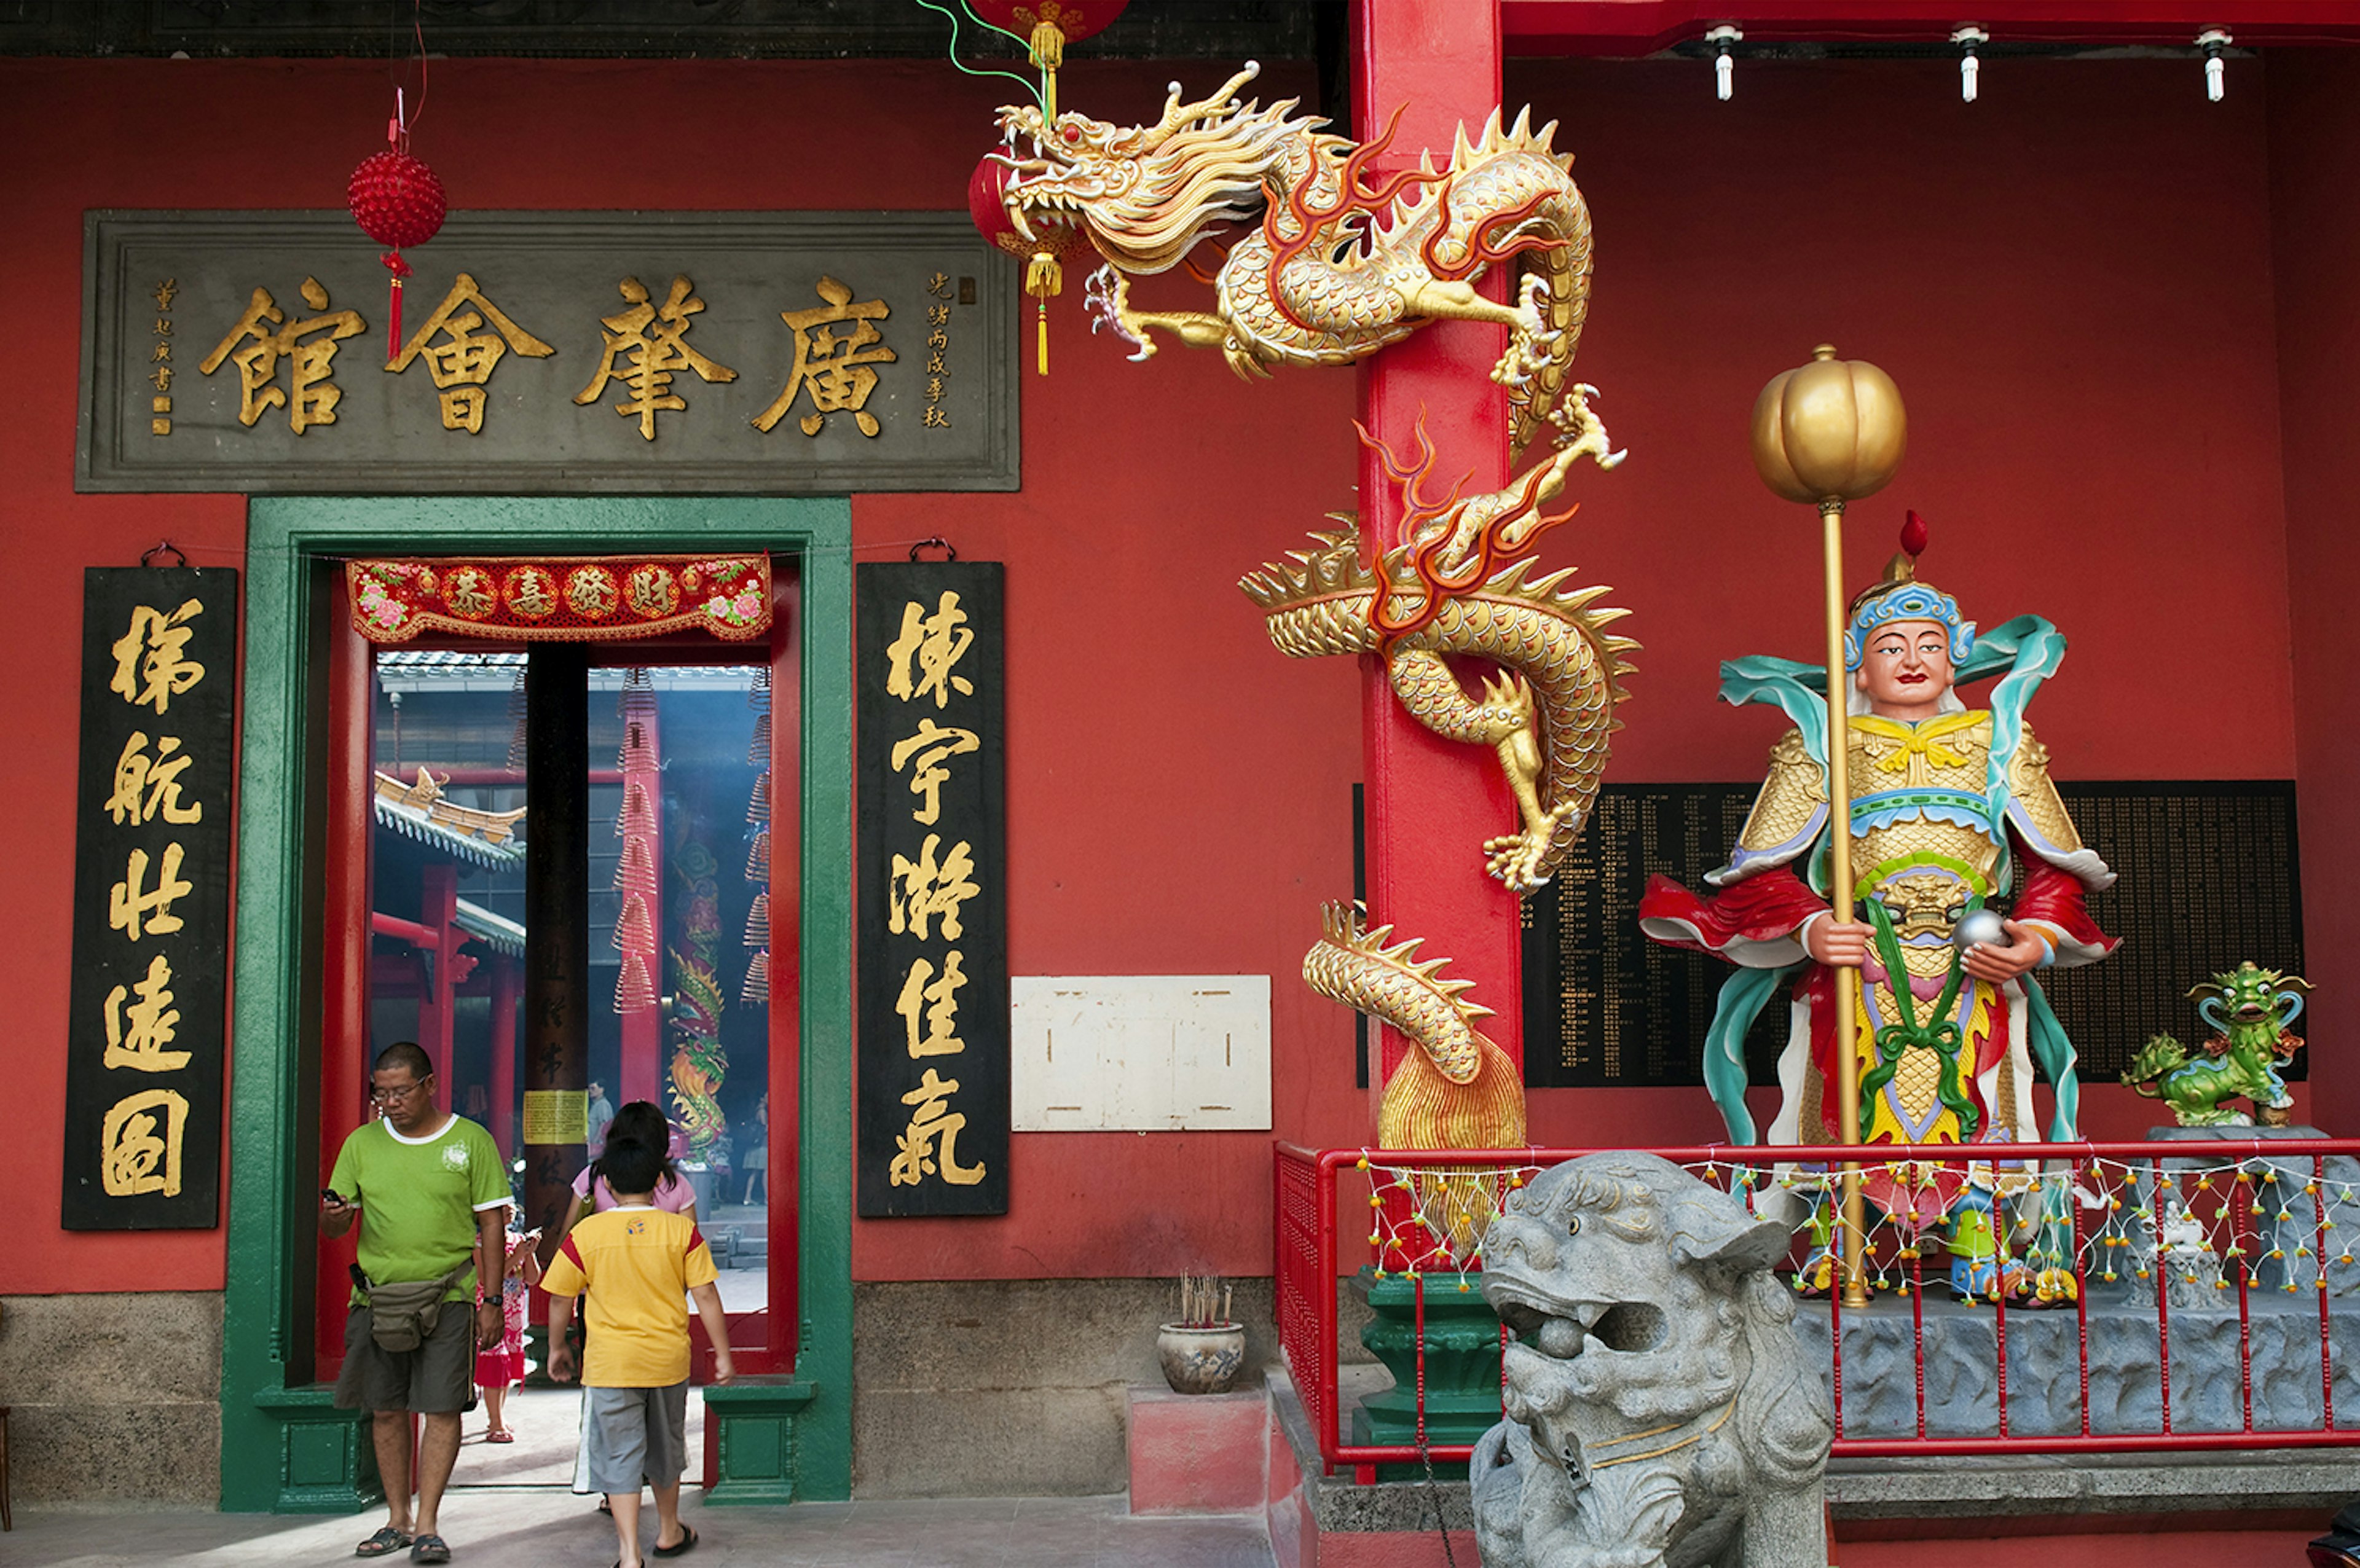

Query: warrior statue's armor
1640,541,2117,1233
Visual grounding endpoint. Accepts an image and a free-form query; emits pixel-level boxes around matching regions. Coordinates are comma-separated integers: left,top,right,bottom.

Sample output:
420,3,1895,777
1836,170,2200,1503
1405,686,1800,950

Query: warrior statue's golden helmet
1844,512,1975,673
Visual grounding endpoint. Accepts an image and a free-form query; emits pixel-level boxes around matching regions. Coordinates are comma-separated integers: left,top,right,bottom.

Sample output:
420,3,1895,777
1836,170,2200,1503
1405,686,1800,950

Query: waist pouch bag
367,1262,474,1354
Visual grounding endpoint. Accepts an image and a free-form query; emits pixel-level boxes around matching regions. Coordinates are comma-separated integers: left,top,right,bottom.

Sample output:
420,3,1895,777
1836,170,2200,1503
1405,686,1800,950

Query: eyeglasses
371,1078,430,1105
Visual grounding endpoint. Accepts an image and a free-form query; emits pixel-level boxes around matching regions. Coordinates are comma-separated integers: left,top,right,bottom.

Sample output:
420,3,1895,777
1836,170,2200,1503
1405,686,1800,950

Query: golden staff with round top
1750,343,1908,1309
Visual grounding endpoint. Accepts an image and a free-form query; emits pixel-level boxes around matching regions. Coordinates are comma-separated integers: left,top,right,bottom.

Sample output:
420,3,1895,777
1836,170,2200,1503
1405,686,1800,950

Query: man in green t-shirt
321,1041,509,1564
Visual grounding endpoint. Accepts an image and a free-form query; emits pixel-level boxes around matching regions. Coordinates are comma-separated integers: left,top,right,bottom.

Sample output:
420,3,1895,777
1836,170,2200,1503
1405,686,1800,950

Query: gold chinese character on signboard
574,274,738,441
151,366,173,392
922,406,948,428
388,271,558,434
887,1067,985,1187
884,592,975,708
101,1088,189,1198
927,304,951,328
110,598,206,714
152,280,178,311
103,952,190,1073
110,844,193,941
107,732,202,826
889,719,979,826
894,951,968,1059
927,273,952,299
753,276,895,438
887,833,979,942
199,277,364,433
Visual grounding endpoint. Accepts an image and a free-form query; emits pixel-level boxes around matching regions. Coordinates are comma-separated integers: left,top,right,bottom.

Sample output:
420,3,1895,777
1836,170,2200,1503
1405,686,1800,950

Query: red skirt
474,1346,524,1387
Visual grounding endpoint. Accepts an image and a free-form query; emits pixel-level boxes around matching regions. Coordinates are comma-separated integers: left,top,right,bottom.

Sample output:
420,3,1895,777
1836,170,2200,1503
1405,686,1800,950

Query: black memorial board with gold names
61,566,237,1228
1521,780,2304,1091
856,562,1008,1216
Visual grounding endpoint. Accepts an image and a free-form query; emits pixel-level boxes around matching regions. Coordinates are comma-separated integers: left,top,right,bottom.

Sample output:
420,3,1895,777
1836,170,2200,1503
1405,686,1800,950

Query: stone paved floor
0,1492,1276,1567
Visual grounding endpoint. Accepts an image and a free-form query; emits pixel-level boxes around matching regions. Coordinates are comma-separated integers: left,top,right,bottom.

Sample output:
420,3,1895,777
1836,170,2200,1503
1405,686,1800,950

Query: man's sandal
409,1534,452,1564
354,1526,412,1558
653,1524,699,1558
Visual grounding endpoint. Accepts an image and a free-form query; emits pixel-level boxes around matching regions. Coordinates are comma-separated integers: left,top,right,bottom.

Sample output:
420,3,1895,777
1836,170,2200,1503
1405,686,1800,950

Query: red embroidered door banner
347,555,771,643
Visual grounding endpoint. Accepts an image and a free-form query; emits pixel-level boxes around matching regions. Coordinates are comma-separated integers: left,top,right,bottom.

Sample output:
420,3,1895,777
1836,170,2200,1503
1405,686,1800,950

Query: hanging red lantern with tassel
348,90,446,365
970,152,1085,377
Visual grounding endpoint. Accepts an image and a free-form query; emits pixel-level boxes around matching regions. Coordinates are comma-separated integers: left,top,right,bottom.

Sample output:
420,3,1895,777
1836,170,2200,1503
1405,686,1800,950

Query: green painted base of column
703,1378,819,1505
1348,1267,1504,1480
251,1389,381,1513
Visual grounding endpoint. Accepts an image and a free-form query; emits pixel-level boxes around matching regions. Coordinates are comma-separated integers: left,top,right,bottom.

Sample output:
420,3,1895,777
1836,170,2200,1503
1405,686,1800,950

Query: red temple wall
2266,52,2360,1137
0,52,2321,1293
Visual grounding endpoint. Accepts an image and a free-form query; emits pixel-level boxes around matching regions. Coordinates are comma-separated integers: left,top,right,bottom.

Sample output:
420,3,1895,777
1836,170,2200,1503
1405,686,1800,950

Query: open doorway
315,568,803,1491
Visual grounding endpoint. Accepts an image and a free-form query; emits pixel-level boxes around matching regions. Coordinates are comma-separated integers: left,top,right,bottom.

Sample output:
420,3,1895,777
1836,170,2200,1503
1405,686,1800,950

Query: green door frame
219,496,853,1511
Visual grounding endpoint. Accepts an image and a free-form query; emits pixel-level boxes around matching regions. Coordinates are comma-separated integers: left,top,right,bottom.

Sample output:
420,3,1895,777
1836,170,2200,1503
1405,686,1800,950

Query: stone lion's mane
1731,1269,1831,1491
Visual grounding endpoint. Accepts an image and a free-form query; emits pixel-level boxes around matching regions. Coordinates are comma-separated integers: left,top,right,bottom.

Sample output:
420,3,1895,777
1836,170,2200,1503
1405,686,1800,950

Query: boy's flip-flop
487,1430,516,1443
355,1527,412,1558
653,1525,699,1558
409,1535,452,1564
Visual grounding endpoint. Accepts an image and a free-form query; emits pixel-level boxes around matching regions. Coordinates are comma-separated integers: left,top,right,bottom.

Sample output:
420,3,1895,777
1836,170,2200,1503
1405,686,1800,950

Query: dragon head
989,63,1313,275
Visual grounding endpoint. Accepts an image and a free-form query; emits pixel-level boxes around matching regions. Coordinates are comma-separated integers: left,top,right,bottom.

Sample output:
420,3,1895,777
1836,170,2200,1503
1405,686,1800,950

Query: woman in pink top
550,1102,695,1258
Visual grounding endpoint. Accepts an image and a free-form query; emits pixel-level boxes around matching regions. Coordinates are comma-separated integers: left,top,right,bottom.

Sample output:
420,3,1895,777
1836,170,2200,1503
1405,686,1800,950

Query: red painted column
419,863,459,1088
620,694,664,1108
317,607,375,1381
1351,0,1521,1114
489,956,519,1158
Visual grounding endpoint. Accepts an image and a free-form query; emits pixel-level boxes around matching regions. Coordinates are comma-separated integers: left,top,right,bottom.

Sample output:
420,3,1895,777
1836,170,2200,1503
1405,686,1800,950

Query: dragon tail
1302,901,1527,1261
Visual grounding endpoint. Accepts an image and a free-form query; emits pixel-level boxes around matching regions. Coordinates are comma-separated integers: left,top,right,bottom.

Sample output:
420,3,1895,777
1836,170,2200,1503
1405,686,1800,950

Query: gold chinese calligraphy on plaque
859,562,1007,1216
65,569,237,1229
87,213,1018,493
388,272,557,433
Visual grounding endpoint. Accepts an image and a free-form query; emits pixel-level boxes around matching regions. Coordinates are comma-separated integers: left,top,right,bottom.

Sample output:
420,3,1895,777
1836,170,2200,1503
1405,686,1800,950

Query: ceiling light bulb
1706,25,1742,102
1951,28,1989,104
2198,29,2231,103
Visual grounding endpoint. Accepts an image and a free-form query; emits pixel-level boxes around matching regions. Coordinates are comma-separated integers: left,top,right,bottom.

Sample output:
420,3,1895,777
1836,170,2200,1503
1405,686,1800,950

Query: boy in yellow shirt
545,1136,735,1567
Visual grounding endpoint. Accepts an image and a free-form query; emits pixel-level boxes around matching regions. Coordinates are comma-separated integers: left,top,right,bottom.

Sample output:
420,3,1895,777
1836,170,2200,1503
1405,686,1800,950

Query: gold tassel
1027,251,1063,378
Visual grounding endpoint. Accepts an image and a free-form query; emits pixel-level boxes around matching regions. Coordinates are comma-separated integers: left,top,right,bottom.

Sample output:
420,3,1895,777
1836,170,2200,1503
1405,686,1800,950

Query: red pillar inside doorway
1351,0,1523,1111
418,863,458,1088
620,691,664,1109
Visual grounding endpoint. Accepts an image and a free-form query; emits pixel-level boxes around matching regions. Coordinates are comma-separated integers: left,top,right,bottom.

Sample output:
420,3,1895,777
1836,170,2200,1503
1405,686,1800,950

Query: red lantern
348,122,446,359
971,151,1084,376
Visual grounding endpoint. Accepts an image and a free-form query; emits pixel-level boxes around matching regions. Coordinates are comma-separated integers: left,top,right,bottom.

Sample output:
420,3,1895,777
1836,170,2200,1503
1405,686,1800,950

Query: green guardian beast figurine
2121,961,2309,1127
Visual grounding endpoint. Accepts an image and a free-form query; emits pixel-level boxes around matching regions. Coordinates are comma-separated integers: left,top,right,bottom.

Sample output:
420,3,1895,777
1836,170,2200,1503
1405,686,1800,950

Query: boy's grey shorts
584,1381,690,1494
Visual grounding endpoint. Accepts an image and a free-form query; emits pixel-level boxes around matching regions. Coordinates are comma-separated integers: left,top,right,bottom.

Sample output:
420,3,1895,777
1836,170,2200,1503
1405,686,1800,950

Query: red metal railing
1275,1138,2360,1478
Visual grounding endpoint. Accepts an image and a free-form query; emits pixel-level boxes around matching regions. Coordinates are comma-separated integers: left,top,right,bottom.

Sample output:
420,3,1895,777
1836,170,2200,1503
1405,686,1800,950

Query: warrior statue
1639,522,2116,1274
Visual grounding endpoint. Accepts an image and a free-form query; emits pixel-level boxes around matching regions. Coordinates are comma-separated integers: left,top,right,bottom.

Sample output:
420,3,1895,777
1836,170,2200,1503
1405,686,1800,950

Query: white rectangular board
1009,975,1272,1132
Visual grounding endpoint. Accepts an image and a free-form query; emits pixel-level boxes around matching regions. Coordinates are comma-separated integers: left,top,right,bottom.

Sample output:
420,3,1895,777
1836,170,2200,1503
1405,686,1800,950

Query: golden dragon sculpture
991,63,1592,461
1241,390,1635,898
1247,388,1637,1226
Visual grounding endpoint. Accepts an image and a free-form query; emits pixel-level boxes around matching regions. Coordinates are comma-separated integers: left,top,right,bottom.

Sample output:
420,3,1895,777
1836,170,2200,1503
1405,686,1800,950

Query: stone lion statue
1472,1153,1831,1568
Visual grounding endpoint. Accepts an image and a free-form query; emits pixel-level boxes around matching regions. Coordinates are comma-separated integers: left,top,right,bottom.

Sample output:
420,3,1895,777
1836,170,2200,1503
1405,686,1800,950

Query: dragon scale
1243,534,1633,892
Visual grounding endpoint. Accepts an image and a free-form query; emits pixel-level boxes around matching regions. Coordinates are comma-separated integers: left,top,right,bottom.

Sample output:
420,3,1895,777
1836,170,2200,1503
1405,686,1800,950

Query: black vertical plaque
62,566,238,1228
856,562,1008,1216
1522,780,2305,1091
